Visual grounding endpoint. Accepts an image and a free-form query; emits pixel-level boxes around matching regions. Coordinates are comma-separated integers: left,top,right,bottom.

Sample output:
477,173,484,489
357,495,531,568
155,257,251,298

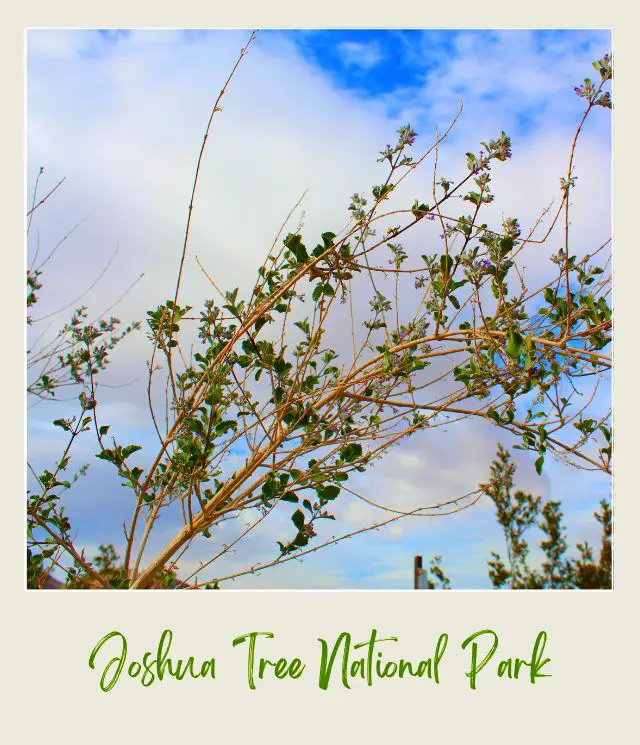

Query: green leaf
294,319,310,336
321,232,337,247
291,509,305,531
121,444,143,460
464,191,481,205
215,420,237,436
185,418,204,436
284,234,308,263
411,201,430,218
372,184,392,200
487,408,500,424
320,485,340,501
440,254,453,277
535,455,544,475
499,236,514,257
505,331,523,360
340,443,363,463
96,449,115,463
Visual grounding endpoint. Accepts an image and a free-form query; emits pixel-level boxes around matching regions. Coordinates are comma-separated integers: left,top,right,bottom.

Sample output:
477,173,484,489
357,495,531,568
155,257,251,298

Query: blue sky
278,29,611,134
27,29,612,588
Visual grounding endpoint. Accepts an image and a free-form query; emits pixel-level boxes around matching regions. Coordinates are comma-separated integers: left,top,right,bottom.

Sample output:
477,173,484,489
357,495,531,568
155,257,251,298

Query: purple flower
480,259,492,269
428,214,435,221
439,233,445,239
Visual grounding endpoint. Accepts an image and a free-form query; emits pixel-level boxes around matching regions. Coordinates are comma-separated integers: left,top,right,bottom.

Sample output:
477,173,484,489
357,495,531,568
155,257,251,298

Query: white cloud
337,40,384,70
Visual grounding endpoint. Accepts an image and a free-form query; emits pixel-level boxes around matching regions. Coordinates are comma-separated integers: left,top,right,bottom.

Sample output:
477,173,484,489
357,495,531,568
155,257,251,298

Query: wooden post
414,555,423,590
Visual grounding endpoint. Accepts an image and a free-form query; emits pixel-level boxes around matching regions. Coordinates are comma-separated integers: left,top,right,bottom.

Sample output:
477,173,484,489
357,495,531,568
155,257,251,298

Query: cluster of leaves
28,307,139,400
26,174,141,590
482,446,611,589
416,556,452,590
574,54,613,109
64,545,179,589
26,45,613,590
27,406,94,588
425,446,612,590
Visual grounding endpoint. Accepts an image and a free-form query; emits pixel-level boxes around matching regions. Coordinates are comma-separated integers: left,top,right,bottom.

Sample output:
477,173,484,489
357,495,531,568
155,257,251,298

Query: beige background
3,2,637,742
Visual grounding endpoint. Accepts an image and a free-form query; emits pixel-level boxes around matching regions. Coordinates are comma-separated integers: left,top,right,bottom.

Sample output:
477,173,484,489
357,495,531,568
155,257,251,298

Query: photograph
26,28,612,590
